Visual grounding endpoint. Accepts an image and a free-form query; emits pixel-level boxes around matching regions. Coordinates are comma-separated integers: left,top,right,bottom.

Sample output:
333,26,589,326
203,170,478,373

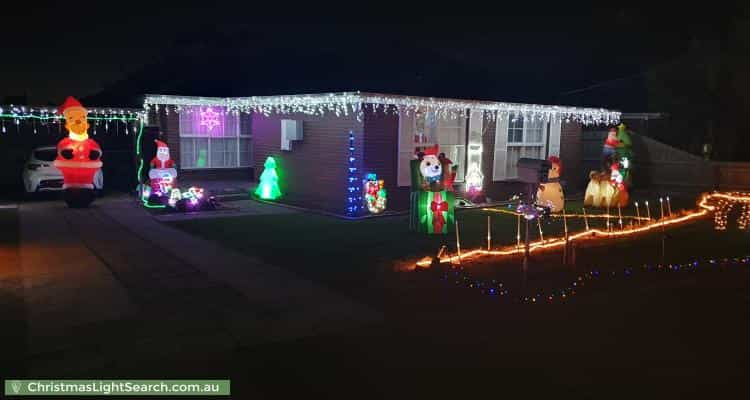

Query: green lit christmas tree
254,156,282,200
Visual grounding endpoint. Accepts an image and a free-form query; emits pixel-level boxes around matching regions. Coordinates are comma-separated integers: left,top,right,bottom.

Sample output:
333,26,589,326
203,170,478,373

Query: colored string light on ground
436,256,749,304
416,192,750,268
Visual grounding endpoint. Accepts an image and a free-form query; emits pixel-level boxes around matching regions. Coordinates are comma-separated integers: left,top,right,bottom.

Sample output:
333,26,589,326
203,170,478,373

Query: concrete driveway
10,196,378,375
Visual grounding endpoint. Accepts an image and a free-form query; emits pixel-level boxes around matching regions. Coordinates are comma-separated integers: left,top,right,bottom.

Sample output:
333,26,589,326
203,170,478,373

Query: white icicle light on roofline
143,91,620,125
0,105,144,120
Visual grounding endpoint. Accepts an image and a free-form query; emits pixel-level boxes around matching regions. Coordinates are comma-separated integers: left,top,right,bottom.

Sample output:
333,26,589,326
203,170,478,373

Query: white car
22,146,103,193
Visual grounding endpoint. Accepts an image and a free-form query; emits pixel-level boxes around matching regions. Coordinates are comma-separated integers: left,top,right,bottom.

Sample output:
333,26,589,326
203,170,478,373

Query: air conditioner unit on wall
281,119,303,151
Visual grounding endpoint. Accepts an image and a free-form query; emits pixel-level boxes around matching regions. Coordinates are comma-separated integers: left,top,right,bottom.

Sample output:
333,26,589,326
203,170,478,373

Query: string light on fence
415,192,750,268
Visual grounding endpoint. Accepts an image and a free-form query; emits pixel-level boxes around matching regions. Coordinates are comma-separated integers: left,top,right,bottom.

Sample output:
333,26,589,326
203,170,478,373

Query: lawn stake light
562,207,569,264
537,218,544,242
659,197,665,220
645,200,652,220
634,202,641,226
606,204,611,232
487,215,491,250
582,207,590,231
516,214,521,248
455,220,462,265
667,196,672,217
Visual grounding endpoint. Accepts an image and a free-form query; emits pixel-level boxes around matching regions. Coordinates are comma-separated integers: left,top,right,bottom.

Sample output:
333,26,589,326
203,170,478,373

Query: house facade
144,92,620,216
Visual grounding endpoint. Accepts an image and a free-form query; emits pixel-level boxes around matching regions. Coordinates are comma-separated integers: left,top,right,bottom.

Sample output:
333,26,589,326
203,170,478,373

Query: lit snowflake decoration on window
199,107,221,132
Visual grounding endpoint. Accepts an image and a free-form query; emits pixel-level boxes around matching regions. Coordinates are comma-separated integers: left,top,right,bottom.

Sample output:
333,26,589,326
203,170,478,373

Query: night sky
0,4,743,111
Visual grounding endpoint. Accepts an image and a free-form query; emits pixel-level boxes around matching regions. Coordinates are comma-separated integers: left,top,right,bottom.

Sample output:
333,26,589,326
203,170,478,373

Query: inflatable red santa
149,140,178,194
54,96,102,207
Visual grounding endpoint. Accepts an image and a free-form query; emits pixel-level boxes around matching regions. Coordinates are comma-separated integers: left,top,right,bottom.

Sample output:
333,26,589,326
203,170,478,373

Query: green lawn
165,193,750,398
167,192,741,303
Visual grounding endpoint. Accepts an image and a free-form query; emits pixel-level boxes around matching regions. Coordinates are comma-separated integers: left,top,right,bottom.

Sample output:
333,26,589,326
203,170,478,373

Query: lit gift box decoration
363,173,387,214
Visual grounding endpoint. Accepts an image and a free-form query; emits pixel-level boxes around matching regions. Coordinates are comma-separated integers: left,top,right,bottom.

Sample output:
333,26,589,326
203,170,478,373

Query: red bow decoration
431,192,448,233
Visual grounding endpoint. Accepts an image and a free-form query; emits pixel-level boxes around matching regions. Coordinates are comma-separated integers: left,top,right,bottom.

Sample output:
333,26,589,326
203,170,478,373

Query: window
178,106,252,169
397,109,467,186
434,114,466,182
508,118,524,143
493,114,550,180
506,116,546,178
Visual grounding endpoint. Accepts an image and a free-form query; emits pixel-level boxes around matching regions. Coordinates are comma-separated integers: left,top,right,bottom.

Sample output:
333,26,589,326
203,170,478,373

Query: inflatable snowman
536,156,565,212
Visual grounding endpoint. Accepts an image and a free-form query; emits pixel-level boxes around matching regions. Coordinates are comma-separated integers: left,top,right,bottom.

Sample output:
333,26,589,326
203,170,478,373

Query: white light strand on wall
143,91,620,126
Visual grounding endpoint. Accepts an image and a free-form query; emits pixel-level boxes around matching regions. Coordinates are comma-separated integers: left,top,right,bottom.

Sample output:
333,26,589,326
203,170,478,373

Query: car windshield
33,149,57,162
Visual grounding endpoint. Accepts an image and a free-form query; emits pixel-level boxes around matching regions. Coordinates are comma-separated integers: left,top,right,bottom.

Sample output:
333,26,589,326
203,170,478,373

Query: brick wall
251,110,364,215
163,109,181,167
559,121,584,192
362,105,410,210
